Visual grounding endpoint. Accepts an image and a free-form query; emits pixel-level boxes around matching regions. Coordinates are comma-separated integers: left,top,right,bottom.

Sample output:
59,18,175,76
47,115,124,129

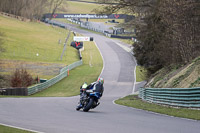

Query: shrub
10,68,33,87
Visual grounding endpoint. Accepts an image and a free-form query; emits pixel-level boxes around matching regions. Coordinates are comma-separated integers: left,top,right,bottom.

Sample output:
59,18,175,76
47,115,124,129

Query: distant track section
43,13,134,20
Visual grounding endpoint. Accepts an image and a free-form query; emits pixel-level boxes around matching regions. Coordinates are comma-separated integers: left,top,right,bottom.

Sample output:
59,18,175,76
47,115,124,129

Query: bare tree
0,0,54,20
49,0,64,20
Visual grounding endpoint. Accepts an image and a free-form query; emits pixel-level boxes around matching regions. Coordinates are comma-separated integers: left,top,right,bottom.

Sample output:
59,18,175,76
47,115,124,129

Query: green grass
0,15,80,79
120,39,133,45
0,15,78,64
62,1,124,14
56,0,103,13
115,95,200,120
0,125,33,133
31,41,103,97
112,37,134,45
136,66,147,82
65,1,102,14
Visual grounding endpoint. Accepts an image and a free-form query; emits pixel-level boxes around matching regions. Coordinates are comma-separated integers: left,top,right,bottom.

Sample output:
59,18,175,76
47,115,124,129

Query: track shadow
76,110,107,114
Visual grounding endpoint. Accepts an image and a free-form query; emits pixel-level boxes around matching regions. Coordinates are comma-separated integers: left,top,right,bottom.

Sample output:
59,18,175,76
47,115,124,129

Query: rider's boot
76,103,83,111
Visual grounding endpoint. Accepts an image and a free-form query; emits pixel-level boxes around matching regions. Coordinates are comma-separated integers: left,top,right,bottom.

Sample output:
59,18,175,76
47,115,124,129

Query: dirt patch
178,67,200,88
0,60,66,77
145,58,200,88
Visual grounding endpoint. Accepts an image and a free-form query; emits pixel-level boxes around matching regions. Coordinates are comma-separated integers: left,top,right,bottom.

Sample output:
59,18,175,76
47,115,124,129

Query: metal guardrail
80,21,105,33
28,60,83,95
139,88,200,108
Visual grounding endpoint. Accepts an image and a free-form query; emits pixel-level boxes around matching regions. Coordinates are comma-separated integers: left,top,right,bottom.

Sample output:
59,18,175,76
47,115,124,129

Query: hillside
145,57,200,88
0,14,79,79
57,0,101,14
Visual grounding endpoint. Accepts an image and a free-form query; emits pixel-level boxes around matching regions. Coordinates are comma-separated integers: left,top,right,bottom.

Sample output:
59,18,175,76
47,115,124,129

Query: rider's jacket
80,82,104,96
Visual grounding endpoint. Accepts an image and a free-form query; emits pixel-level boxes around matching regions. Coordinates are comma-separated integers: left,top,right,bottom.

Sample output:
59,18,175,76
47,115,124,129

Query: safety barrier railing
139,87,200,108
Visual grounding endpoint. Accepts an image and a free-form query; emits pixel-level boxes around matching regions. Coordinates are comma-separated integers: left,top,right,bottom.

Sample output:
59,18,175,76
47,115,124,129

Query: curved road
0,23,200,133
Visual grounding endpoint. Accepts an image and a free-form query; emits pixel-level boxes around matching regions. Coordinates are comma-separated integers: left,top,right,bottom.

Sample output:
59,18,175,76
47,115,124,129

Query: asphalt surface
0,23,200,133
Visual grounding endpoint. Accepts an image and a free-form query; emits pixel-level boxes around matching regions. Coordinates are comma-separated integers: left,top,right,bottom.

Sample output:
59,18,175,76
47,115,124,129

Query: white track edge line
109,40,197,122
0,123,44,133
94,40,105,78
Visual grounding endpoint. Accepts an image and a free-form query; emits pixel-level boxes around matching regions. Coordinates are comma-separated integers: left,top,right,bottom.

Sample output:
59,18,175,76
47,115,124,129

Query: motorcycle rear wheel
83,97,94,112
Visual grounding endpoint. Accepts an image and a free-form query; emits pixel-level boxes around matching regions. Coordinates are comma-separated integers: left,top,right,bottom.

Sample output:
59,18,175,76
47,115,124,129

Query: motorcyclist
77,78,104,108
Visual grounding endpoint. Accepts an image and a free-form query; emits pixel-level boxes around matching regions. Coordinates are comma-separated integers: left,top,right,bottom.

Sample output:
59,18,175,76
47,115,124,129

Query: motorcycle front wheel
83,97,94,112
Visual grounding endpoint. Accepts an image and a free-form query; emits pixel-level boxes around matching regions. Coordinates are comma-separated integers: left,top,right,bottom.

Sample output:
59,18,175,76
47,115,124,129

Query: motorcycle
76,85,103,112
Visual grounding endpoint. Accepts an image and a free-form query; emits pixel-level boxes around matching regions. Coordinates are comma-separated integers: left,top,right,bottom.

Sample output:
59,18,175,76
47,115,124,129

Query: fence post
60,31,71,60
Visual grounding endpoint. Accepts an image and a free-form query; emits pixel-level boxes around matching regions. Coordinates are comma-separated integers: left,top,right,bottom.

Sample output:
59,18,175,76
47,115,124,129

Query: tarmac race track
0,23,200,133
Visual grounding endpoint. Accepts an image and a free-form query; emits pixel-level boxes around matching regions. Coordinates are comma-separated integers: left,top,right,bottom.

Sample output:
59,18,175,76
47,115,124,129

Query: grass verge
115,95,200,120
120,39,133,45
0,125,33,133
136,66,147,82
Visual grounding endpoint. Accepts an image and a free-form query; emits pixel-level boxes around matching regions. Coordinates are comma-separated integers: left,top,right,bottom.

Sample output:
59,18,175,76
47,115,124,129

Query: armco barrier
139,87,200,108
